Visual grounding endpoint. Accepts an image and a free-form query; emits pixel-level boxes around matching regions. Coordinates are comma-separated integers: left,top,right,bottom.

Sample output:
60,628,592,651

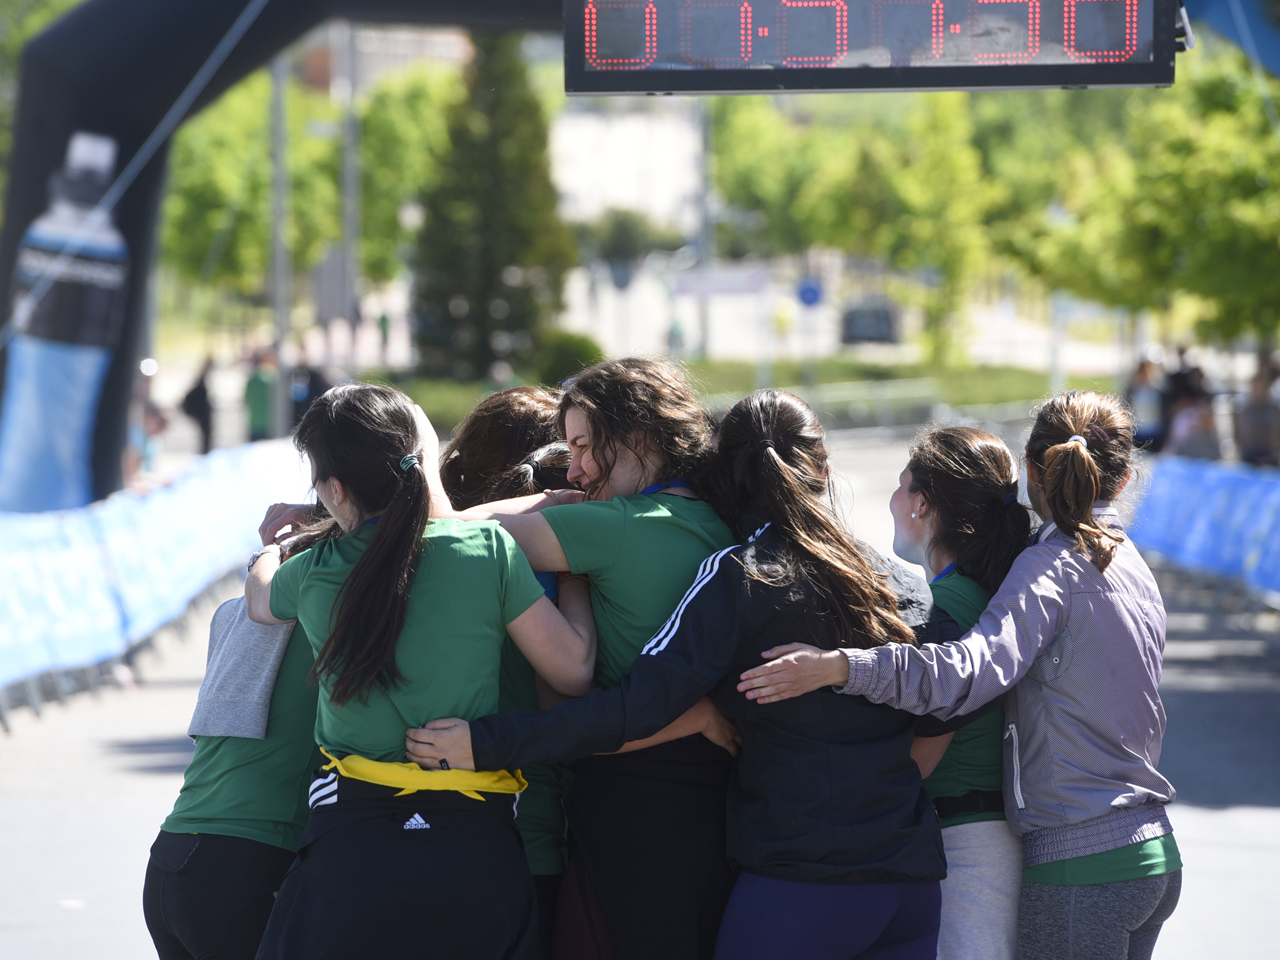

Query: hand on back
737,643,851,705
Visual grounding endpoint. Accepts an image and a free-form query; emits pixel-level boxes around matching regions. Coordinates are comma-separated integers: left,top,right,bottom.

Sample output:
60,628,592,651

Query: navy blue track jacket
470,523,952,886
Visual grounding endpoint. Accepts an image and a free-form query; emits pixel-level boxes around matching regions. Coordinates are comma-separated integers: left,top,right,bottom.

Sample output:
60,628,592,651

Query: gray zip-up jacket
838,504,1175,865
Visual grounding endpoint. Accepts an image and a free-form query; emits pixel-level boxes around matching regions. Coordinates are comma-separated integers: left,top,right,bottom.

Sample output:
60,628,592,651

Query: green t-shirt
162,624,324,851
921,569,1006,828
270,518,545,763
543,494,736,690
1023,834,1182,885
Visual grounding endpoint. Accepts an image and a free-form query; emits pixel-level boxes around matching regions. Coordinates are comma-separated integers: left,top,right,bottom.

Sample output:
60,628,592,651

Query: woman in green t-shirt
423,358,741,960
243,383,598,960
143,518,340,960
888,427,1031,960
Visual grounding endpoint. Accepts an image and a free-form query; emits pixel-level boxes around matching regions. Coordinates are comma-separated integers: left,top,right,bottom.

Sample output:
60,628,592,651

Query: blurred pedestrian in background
1165,367,1220,461
288,349,332,428
1234,373,1280,467
181,357,215,455
1126,359,1165,451
245,351,277,443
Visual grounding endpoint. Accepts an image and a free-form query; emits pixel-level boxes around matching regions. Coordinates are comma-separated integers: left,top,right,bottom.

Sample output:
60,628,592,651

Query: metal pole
696,98,714,360
339,21,361,347
271,52,292,439
1049,297,1066,397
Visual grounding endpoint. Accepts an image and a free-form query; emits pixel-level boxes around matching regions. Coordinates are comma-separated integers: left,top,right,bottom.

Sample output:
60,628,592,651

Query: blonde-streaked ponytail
1027,392,1134,573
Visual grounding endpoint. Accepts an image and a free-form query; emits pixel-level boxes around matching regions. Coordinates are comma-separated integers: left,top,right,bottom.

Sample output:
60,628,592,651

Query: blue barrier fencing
0,441,310,696
1130,456,1280,601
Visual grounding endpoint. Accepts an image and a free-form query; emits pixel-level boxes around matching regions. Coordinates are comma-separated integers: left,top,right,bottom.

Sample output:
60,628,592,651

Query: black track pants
143,830,297,960
564,737,735,960
255,785,538,960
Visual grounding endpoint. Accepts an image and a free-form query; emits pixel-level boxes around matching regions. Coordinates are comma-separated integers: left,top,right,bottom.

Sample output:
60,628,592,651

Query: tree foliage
413,31,575,380
1014,44,1280,340
714,93,999,363
714,39,1280,354
359,66,457,284
161,71,340,296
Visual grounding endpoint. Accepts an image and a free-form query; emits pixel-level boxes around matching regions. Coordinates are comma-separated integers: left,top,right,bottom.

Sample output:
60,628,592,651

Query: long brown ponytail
704,390,915,649
294,383,430,706
1026,390,1135,573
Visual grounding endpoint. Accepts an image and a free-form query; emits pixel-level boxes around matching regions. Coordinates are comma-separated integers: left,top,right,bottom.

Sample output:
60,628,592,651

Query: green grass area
363,373,490,435
386,362,1121,434
685,359,1118,408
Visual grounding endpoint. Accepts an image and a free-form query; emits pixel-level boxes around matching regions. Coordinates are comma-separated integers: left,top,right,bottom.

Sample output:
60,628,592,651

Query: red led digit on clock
1064,0,1138,62
585,0,659,70
970,0,1041,63
777,0,850,68
679,1,755,66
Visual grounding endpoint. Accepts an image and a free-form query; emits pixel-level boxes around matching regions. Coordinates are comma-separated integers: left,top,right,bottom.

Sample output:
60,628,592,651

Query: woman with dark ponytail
889,427,1029,960
742,392,1181,960
244,383,597,960
408,390,957,960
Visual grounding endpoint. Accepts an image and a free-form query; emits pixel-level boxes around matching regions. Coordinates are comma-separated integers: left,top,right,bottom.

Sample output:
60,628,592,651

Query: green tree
161,70,340,296
868,94,1002,364
413,31,575,380
1124,47,1280,340
714,93,999,364
1014,44,1280,341
359,65,458,284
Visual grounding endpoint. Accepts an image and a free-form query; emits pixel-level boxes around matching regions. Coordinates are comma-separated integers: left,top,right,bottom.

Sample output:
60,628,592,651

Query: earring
911,512,917,519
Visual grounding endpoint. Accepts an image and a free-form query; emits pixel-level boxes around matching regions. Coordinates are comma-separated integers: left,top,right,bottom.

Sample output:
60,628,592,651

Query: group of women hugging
142,356,1181,960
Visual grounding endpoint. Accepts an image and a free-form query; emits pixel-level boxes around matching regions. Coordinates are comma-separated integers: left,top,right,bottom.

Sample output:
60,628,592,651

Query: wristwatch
247,546,278,573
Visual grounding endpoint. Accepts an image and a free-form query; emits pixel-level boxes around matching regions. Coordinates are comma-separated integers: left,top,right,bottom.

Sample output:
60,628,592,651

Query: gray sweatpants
1017,870,1182,960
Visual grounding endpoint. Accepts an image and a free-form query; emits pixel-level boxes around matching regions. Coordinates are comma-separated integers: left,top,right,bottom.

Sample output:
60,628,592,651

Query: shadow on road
108,737,194,775
1159,686,1280,808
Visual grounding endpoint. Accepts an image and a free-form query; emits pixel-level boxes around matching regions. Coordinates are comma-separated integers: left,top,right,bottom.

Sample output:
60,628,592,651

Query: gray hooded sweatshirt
838,503,1175,867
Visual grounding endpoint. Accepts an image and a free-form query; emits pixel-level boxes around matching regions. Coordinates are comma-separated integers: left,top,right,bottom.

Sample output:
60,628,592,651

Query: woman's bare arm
244,544,285,625
609,696,741,757
507,579,596,697
910,732,954,779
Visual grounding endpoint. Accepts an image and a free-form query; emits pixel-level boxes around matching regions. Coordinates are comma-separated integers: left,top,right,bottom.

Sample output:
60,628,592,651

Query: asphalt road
0,430,1276,958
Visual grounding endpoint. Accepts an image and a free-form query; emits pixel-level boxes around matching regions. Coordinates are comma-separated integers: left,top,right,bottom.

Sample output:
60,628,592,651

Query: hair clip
1088,424,1111,444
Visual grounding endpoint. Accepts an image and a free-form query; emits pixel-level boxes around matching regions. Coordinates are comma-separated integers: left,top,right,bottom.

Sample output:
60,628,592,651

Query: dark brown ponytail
440,386,563,509
1026,391,1134,573
907,427,1030,594
294,383,430,706
704,389,915,649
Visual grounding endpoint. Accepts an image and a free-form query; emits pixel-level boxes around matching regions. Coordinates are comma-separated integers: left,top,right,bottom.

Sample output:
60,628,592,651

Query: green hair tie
399,454,420,472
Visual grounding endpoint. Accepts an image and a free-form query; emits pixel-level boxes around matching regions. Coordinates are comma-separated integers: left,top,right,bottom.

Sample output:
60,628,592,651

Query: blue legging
713,872,941,960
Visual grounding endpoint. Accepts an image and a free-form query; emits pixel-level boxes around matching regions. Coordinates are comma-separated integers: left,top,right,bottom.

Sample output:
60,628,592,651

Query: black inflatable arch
0,0,560,502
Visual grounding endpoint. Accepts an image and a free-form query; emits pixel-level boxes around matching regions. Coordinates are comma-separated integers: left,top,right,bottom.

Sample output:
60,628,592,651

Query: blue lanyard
931,562,955,583
640,478,691,496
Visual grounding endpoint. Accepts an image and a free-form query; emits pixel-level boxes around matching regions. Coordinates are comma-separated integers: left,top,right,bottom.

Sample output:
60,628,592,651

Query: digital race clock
564,0,1179,93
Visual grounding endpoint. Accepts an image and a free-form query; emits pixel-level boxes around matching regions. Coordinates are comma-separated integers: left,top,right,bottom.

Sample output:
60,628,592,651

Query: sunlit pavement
0,432,1276,958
